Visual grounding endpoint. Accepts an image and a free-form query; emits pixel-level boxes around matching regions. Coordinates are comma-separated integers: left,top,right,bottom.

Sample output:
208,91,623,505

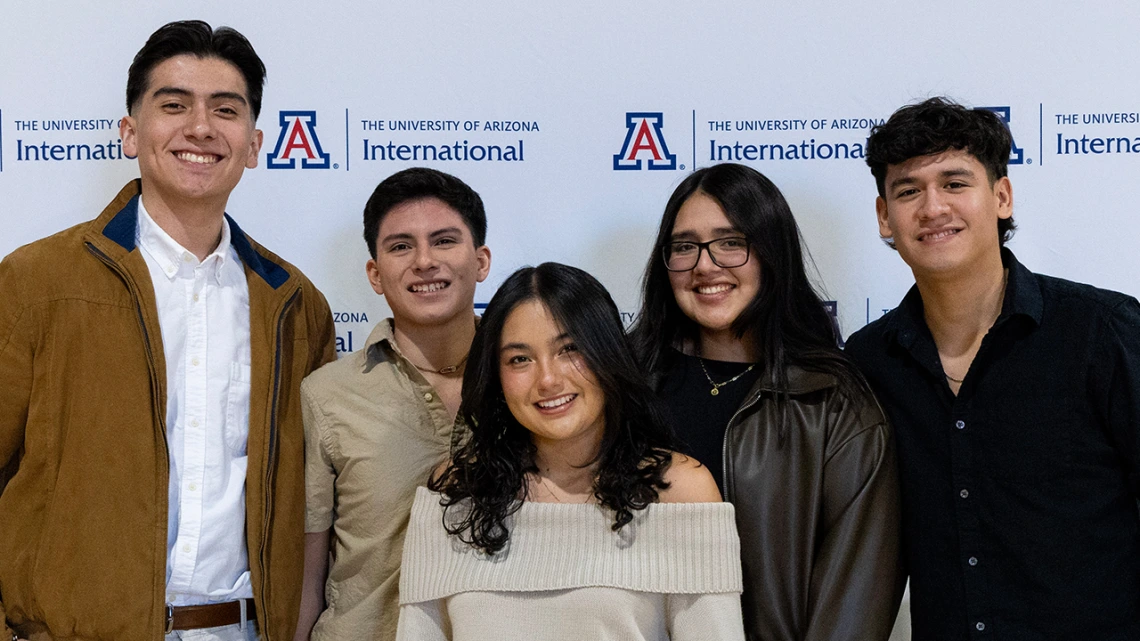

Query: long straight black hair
432,262,675,555
629,163,864,398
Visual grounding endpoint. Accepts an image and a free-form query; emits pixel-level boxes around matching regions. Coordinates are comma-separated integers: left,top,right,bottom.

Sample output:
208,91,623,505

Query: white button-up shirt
136,199,253,605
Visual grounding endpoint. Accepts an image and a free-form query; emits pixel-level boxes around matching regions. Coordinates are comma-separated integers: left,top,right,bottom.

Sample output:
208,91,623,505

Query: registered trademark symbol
680,164,686,170
1026,158,1033,165
333,163,340,169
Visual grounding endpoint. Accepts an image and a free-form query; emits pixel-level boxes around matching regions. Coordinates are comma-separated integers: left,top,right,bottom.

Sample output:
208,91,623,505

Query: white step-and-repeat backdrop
3,3,1138,638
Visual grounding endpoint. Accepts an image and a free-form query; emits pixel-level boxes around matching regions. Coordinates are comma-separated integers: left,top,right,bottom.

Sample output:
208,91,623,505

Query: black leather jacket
724,366,902,641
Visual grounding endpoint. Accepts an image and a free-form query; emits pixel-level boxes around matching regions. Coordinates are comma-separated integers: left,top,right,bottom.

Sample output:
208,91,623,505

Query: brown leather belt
165,600,256,633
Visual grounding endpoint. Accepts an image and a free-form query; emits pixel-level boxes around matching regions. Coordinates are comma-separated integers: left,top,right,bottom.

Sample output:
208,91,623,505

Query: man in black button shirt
846,97,1140,641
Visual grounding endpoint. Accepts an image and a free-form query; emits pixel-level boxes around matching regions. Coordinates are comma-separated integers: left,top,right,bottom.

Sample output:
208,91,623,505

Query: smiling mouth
696,283,733,295
409,281,449,293
175,151,221,165
536,394,576,410
918,228,960,242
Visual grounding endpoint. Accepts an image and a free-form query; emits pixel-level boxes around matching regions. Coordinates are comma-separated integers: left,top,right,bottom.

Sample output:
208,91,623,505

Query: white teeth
921,229,958,241
537,394,575,409
697,284,733,295
410,282,448,293
177,152,218,164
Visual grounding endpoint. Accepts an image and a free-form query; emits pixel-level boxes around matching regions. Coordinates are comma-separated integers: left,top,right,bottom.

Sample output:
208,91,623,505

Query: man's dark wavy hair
127,20,267,120
430,262,676,556
866,97,1016,247
363,167,487,260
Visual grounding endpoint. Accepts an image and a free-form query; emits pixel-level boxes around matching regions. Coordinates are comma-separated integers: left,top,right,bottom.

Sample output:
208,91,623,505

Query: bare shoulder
657,453,722,503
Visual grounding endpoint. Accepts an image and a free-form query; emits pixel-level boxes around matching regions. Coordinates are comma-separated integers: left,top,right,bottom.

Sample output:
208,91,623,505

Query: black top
845,249,1140,641
659,350,762,492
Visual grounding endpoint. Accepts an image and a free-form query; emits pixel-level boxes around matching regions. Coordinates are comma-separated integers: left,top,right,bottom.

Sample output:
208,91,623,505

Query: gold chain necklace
697,356,756,396
410,353,468,375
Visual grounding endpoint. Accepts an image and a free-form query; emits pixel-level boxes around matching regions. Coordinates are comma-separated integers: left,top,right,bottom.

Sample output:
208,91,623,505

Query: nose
183,105,215,140
535,358,563,395
412,244,438,271
692,244,720,275
918,189,951,220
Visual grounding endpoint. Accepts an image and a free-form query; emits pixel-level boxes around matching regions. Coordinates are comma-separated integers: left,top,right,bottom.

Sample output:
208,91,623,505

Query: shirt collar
887,248,1043,349
136,197,234,283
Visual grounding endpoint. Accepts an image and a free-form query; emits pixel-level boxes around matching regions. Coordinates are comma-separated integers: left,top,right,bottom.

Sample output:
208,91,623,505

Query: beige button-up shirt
302,319,458,641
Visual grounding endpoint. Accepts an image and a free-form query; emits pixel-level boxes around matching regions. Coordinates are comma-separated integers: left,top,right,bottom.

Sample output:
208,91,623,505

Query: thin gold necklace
697,356,756,396
534,473,591,503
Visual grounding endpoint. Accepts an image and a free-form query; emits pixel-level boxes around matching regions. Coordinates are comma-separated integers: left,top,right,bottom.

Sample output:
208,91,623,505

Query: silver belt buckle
165,603,175,634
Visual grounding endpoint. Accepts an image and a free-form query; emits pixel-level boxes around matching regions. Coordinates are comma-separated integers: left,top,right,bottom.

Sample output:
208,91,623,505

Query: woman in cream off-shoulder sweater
396,263,745,641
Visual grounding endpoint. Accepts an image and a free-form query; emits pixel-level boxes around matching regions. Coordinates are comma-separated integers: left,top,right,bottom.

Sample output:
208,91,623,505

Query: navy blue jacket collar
101,192,289,290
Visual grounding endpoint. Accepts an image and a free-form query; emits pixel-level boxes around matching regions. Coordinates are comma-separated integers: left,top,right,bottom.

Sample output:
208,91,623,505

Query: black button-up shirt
846,250,1140,641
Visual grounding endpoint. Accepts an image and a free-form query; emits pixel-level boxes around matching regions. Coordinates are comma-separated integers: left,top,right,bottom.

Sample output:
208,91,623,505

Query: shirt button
191,357,199,366
183,254,194,263
193,294,200,302
191,419,199,427
182,544,191,553
976,622,985,631
960,489,969,499
968,556,978,566
188,483,197,492
955,420,966,430
424,392,433,402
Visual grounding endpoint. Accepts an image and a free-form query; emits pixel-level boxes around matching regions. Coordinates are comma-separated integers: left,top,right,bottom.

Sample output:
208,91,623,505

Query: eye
945,181,968,189
386,242,412,253
720,237,748,249
216,106,239,117
671,242,698,254
434,236,459,246
161,102,185,112
506,354,530,365
894,187,919,199
558,342,579,356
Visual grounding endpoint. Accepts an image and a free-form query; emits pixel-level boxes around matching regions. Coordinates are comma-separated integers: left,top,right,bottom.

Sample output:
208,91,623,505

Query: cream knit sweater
397,487,745,641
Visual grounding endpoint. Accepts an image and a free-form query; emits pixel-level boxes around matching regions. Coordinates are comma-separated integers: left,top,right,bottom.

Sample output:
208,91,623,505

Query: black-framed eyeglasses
662,237,751,272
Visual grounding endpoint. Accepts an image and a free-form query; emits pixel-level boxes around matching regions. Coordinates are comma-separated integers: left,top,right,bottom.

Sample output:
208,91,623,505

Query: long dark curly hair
430,262,676,555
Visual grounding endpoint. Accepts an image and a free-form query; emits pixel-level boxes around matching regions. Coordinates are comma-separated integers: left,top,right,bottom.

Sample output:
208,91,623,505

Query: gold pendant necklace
697,356,756,396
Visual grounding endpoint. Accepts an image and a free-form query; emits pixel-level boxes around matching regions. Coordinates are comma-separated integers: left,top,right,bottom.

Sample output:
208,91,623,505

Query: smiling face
876,149,1013,279
366,197,491,330
120,54,262,216
667,191,762,344
499,299,606,458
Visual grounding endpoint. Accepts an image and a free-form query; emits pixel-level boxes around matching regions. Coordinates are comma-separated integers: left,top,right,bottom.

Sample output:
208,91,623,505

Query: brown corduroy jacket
0,181,336,641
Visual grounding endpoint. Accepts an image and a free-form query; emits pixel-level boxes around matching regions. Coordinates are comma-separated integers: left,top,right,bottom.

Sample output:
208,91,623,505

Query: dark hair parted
127,20,267,120
431,263,676,556
630,163,867,405
362,167,487,260
866,97,1017,246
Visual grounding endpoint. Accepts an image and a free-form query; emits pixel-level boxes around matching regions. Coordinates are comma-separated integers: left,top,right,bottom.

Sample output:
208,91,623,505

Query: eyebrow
151,86,249,106
670,227,739,241
380,227,465,246
888,167,977,192
429,227,464,239
500,333,571,354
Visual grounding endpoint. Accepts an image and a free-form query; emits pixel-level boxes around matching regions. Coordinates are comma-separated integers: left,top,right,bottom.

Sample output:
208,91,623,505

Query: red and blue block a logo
613,112,677,170
266,111,330,169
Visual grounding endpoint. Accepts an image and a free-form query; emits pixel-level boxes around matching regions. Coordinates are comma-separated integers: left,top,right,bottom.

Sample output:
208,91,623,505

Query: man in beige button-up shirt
294,168,491,641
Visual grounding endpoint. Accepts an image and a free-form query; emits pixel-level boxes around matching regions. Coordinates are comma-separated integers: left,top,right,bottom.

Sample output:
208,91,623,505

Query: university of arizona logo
977,106,1025,165
266,111,330,169
613,112,677,170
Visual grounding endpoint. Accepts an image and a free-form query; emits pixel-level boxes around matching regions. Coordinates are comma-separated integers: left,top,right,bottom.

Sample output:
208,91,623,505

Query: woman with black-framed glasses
630,163,902,641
